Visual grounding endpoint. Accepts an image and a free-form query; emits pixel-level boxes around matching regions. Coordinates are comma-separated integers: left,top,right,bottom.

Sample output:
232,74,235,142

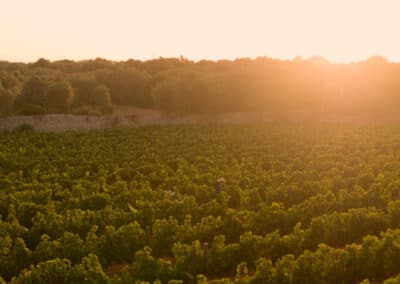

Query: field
2,123,400,283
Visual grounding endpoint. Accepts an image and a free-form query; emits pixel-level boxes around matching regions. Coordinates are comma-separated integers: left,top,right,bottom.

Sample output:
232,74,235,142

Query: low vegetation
1,124,400,282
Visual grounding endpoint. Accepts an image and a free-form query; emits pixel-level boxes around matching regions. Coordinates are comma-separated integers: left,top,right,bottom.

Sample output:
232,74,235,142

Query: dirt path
1,107,399,132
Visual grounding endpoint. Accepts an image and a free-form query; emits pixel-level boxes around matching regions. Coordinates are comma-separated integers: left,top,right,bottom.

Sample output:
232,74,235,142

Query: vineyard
2,123,400,283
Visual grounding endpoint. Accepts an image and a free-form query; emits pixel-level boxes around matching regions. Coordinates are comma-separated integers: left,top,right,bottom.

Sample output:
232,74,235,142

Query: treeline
0,56,399,116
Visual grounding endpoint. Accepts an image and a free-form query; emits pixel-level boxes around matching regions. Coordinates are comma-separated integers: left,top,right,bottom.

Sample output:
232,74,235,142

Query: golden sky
1,0,399,63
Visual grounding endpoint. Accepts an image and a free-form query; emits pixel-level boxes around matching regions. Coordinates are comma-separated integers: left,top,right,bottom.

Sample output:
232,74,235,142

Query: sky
1,0,399,63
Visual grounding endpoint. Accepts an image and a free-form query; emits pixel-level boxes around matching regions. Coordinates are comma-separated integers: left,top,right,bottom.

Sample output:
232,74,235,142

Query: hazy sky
1,0,400,63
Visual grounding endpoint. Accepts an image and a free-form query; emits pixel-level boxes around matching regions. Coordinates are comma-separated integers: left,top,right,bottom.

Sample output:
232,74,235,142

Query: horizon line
0,54,395,65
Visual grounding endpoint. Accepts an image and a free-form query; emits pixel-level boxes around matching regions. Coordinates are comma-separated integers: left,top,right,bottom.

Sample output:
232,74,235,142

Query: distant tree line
0,55,398,116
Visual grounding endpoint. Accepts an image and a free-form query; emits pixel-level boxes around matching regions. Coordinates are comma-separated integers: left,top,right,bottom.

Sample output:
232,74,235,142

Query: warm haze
1,0,400,63
4,1,400,284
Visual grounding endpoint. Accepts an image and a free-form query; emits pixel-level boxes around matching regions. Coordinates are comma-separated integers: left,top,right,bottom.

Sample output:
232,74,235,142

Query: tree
151,70,210,113
151,79,176,111
0,85,16,115
0,71,19,89
32,58,51,68
107,67,150,106
92,85,112,113
45,81,74,113
70,76,112,115
70,75,98,107
15,76,48,114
